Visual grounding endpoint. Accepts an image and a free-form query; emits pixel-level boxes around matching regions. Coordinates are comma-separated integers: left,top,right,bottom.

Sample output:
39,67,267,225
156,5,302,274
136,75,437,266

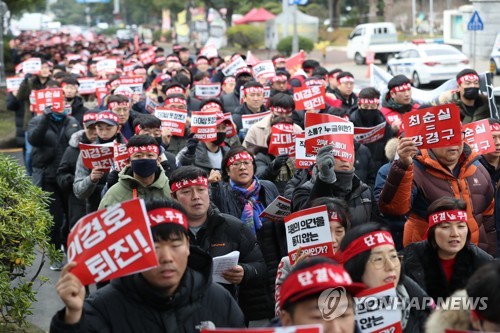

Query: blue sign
76,0,110,3
288,0,308,5
467,11,484,31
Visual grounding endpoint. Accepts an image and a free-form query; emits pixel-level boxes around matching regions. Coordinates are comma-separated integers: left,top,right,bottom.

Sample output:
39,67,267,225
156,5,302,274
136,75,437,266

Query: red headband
358,98,379,105
243,87,264,95
134,124,142,135
201,102,222,112
491,123,500,132
330,210,342,223
154,56,166,64
223,77,235,85
166,86,185,95
165,97,187,106
196,58,208,65
270,106,292,114
305,79,324,87
127,145,160,157
341,231,395,263
338,76,355,84
390,83,412,93
96,112,119,124
83,113,98,123
148,208,188,230
166,56,179,62
428,209,467,228
471,309,488,321
226,152,253,166
458,74,479,85
279,262,364,310
133,68,146,75
108,101,130,110
273,57,286,64
170,176,208,193
329,72,340,79
272,75,288,83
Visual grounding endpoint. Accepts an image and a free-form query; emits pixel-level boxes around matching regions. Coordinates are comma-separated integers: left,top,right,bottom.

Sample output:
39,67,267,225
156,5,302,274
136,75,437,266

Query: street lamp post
0,1,8,87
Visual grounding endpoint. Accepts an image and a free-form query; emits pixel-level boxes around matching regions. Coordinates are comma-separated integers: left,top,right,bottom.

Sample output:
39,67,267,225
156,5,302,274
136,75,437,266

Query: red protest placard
285,205,334,265
67,198,157,286
32,88,65,114
139,48,156,65
285,50,305,71
191,111,217,142
354,122,387,144
154,108,188,137
355,284,403,333
224,113,237,138
295,133,316,169
201,326,322,333
268,123,296,156
293,86,326,111
402,104,462,149
79,143,114,171
462,119,496,154
305,113,355,162
113,142,129,171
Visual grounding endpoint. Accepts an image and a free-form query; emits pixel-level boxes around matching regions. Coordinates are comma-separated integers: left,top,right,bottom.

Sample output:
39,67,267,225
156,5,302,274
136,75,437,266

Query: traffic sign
288,0,308,5
467,11,484,31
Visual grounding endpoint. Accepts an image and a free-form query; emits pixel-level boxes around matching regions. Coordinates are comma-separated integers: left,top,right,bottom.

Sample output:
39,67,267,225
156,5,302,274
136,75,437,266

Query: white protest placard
191,111,217,142
200,325,323,333
119,76,145,94
21,58,42,75
95,79,108,89
77,77,97,95
355,284,403,333
241,111,271,130
154,107,188,137
354,122,387,144
252,60,276,80
195,83,221,99
212,251,240,284
295,133,316,169
6,76,24,92
145,96,161,114
200,45,218,59
67,198,157,286
222,55,247,76
96,59,117,73
284,205,334,265
259,196,291,222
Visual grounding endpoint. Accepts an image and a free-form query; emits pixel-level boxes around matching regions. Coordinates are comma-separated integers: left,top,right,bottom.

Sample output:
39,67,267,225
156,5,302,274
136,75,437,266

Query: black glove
314,145,337,184
106,170,119,188
186,136,199,155
272,154,289,171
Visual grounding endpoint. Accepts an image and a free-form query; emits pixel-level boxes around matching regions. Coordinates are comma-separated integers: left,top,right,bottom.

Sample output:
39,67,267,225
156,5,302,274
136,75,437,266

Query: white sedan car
387,43,470,88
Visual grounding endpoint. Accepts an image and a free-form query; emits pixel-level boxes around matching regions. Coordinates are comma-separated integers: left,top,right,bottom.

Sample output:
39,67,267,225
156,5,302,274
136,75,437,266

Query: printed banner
154,107,188,137
6,76,24,92
354,122,387,144
462,119,496,154
285,205,334,265
191,111,217,142
259,196,291,222
268,123,296,156
295,133,316,169
355,284,403,333
241,111,271,130
293,86,326,111
32,88,65,114
305,113,355,162
96,59,117,73
402,103,462,149
253,60,276,80
77,77,97,95
79,143,114,171
222,55,247,76
195,83,221,99
67,198,157,286
113,142,129,172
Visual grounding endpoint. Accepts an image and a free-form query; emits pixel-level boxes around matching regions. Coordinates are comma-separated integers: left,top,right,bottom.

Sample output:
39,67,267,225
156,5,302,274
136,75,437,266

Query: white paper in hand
212,251,240,284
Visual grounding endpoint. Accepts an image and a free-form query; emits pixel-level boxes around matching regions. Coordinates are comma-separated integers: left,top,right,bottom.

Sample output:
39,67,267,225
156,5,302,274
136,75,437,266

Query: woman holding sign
401,197,493,303
340,223,431,333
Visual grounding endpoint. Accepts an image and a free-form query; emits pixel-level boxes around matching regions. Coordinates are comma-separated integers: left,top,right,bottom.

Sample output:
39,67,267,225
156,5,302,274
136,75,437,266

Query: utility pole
0,1,7,87
292,5,298,54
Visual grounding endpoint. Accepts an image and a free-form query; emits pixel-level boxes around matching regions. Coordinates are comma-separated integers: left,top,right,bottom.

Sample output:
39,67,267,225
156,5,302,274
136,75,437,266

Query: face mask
131,159,158,178
463,87,480,100
358,108,378,122
50,107,70,122
213,132,226,146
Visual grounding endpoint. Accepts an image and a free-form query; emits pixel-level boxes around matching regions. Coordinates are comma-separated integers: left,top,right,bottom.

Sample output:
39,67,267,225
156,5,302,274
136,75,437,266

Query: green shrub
277,36,314,56
0,155,62,327
227,24,264,50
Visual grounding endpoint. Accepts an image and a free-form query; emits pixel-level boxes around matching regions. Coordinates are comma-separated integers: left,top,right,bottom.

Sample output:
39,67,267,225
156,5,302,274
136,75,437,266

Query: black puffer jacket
188,206,268,321
401,240,493,302
27,114,80,181
210,179,284,319
176,143,230,173
399,275,432,333
56,130,92,229
17,74,51,130
354,141,376,189
68,96,89,127
221,92,241,115
291,175,378,227
6,92,25,146
49,247,245,333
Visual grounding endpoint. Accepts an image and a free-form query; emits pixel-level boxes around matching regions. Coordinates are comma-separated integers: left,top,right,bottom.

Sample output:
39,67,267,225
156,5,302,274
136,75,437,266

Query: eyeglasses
230,161,253,168
368,254,403,270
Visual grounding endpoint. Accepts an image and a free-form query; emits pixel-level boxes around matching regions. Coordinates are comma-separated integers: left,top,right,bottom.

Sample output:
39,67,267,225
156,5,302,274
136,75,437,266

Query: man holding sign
50,198,244,332
379,104,496,255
